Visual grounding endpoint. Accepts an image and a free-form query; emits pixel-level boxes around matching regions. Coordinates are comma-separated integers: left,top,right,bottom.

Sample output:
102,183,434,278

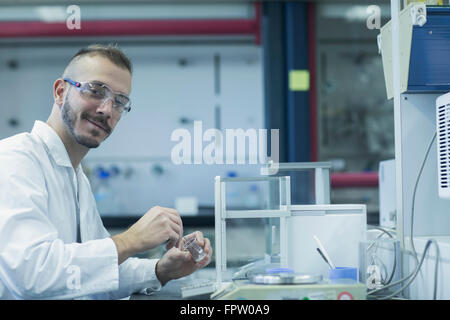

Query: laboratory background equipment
329,267,358,282
378,2,450,299
212,162,367,300
211,279,366,300
359,237,401,296
287,204,366,278
436,92,450,199
379,159,397,229
315,2,393,226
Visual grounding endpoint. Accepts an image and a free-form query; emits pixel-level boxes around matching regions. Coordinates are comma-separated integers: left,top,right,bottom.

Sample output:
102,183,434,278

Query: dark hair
66,43,132,74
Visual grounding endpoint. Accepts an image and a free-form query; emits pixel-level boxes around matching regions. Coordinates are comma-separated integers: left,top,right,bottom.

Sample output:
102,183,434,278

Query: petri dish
183,236,207,262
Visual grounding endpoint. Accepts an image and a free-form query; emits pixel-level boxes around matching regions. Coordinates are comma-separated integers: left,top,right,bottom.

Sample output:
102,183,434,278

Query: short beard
61,99,103,149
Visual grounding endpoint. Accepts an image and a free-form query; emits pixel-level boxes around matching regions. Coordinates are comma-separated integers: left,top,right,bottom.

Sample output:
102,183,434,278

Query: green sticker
289,70,310,91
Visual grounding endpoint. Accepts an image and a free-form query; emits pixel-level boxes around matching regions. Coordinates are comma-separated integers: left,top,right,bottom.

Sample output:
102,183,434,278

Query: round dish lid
251,273,322,285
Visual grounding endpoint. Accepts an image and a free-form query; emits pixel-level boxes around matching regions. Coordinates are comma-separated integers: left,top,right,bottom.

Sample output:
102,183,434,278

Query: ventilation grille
438,103,450,189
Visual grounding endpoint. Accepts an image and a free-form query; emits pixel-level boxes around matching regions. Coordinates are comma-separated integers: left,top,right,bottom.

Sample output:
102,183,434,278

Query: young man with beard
0,44,212,299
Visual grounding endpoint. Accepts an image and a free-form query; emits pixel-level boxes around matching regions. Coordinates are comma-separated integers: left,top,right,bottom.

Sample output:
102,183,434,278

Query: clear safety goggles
64,78,131,114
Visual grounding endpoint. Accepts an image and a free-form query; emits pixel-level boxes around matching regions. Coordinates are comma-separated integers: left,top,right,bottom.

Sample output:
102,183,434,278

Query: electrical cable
410,132,436,266
368,131,440,300
408,131,439,299
368,239,439,300
366,227,396,285
367,226,395,238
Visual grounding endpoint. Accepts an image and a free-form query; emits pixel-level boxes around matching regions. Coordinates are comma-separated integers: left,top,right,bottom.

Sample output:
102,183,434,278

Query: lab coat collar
31,120,74,169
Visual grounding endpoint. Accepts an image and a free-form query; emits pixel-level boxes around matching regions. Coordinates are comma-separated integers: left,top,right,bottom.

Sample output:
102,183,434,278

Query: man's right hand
111,206,183,264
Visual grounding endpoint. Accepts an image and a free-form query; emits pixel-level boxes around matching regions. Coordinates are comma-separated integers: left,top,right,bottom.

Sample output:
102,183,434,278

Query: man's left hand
155,231,212,286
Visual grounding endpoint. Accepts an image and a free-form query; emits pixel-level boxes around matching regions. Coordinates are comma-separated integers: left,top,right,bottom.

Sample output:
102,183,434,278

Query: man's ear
53,78,66,108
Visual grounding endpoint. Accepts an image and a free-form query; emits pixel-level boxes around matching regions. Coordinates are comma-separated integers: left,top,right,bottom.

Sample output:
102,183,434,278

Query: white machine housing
436,92,450,199
379,159,397,228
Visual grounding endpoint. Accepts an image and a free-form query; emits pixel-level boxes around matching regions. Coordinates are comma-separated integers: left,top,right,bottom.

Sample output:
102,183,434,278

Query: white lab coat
0,120,162,299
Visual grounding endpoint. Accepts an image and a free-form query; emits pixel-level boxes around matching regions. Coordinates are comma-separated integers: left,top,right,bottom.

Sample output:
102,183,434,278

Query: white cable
368,132,439,299
369,239,439,300
366,226,397,285
410,132,436,266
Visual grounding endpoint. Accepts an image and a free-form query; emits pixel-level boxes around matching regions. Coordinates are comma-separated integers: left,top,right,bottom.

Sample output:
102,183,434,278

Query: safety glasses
63,78,131,114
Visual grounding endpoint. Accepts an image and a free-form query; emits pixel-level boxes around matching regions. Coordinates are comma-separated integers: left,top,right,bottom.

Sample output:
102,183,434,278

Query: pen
313,235,336,269
316,248,333,269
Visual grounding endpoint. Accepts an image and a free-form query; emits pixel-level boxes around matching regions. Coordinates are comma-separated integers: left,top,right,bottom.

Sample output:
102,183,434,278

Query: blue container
329,267,358,282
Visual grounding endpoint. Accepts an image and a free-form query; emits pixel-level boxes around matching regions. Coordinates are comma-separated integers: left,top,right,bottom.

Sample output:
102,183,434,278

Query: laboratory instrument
377,2,450,298
211,280,367,300
359,238,401,293
211,163,367,300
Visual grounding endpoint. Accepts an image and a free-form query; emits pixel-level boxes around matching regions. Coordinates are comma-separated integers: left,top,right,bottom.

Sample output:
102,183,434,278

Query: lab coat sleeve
86,258,162,300
85,211,162,300
0,150,120,299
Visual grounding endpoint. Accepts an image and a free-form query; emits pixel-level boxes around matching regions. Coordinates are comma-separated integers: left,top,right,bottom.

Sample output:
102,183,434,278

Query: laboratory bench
130,267,216,300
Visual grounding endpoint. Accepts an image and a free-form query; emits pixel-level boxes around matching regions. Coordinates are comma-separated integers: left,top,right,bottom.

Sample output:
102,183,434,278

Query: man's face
61,55,131,148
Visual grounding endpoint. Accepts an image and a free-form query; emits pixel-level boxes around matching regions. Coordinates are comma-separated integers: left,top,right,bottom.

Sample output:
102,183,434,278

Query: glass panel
223,217,280,282
222,176,289,211
217,176,287,283
265,164,328,205
273,169,315,205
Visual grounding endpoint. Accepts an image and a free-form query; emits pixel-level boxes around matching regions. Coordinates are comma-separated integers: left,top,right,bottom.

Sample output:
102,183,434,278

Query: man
0,44,212,299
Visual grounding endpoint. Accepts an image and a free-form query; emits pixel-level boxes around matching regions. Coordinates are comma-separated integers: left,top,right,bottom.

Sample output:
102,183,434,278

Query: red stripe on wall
331,172,379,188
0,19,259,38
